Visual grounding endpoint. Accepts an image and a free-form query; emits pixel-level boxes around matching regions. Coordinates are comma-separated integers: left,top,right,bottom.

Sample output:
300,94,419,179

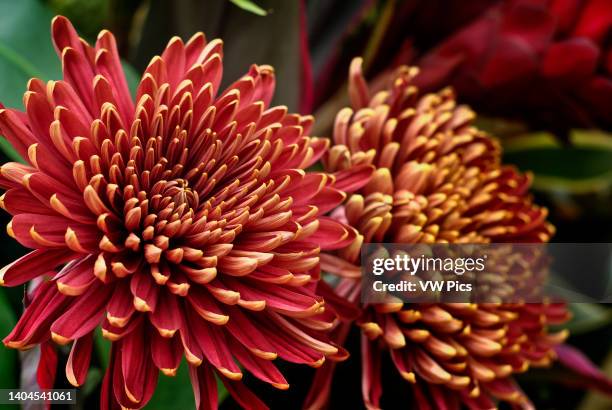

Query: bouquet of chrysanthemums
0,1,610,409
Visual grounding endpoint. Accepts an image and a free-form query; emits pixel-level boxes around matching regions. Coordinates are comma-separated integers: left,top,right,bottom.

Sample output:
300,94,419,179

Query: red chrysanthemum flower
0,16,369,409
306,58,570,409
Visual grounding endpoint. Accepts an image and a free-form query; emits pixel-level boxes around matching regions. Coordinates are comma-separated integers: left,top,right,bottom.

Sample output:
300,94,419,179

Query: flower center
158,178,199,212
144,177,201,229
165,179,197,208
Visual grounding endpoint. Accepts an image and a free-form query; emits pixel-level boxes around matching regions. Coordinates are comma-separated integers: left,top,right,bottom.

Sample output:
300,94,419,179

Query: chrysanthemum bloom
306,58,570,409
0,16,369,409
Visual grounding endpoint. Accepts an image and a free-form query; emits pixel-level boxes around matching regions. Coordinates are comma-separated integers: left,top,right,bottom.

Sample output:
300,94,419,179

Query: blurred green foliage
503,131,612,195
229,0,267,16
46,0,109,39
0,0,62,161
0,289,17,389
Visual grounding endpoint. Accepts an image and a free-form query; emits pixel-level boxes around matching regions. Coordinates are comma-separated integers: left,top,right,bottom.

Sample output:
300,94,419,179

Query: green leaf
0,137,24,163
122,60,140,98
0,0,141,161
47,0,110,40
0,0,61,161
228,0,267,16
503,130,612,194
362,0,396,71
560,303,612,335
147,363,196,410
94,328,111,367
0,288,18,388
147,360,227,410
81,367,103,398
0,0,62,108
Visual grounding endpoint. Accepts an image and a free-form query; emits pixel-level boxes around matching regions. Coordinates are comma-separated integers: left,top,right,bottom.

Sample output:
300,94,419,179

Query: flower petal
66,332,94,386
189,362,218,410
50,282,111,344
0,248,75,286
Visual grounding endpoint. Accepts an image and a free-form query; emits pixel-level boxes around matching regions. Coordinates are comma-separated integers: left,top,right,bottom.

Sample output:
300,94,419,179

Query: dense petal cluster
414,0,612,134
309,58,569,409
0,17,366,409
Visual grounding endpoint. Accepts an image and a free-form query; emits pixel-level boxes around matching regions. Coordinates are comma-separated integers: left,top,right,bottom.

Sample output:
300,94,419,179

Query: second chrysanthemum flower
308,58,569,410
